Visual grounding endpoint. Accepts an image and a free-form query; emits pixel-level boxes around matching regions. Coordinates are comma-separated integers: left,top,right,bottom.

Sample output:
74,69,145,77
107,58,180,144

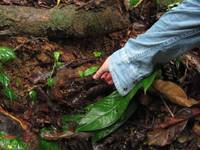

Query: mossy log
0,0,130,38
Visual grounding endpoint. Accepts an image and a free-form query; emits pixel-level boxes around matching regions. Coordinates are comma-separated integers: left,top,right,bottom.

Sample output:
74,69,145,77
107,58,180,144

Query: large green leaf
77,71,158,132
92,101,138,142
77,90,137,132
0,47,16,63
0,72,10,87
141,70,160,94
0,132,29,150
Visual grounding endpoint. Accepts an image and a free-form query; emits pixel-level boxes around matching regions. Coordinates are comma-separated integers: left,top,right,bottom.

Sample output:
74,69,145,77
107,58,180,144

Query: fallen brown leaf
193,124,200,137
155,117,185,129
156,107,200,129
148,121,187,146
153,80,199,107
184,52,200,73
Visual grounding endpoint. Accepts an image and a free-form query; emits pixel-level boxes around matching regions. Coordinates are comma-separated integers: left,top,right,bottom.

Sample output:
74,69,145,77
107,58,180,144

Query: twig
161,96,174,117
0,106,29,130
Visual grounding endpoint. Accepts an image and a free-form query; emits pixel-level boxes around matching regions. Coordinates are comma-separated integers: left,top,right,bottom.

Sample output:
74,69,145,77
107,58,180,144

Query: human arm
94,0,200,96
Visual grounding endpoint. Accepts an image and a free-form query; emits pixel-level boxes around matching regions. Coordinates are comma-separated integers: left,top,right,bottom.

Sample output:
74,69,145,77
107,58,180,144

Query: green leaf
47,78,55,87
77,88,139,132
141,70,159,94
39,139,59,150
79,66,98,77
2,87,17,101
53,51,61,62
77,70,159,132
55,62,64,68
0,47,16,63
83,66,98,77
28,90,37,101
92,101,138,142
0,132,29,150
79,71,84,78
93,51,102,58
0,72,10,87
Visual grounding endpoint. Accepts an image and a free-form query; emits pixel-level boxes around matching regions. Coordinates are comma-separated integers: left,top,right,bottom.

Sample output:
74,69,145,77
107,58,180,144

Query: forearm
109,0,200,95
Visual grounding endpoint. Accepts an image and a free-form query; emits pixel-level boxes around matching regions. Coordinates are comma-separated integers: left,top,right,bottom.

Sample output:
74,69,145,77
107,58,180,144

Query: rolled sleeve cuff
108,47,153,96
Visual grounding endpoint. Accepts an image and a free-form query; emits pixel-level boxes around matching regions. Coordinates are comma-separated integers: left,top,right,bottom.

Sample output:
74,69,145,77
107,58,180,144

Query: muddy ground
0,0,200,150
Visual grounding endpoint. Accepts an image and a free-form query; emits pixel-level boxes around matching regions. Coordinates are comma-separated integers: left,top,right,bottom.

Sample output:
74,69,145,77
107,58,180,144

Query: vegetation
0,47,17,100
42,70,159,143
79,66,99,78
47,51,64,88
0,132,29,150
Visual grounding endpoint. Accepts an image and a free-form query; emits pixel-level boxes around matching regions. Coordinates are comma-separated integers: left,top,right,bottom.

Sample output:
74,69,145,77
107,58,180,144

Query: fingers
93,57,113,85
107,79,113,85
93,65,106,79
101,72,109,79
101,73,113,85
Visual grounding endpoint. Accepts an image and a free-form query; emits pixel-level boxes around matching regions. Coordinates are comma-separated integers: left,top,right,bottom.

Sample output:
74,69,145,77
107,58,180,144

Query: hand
93,57,113,85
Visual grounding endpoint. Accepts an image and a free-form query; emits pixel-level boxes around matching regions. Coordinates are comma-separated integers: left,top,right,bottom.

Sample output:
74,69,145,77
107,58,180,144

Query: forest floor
0,0,200,150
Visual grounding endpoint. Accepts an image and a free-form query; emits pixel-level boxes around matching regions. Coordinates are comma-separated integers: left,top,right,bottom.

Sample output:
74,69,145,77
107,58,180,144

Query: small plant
0,47,16,63
47,51,64,87
0,132,29,150
28,90,37,101
79,66,98,78
41,70,159,143
93,50,103,58
47,78,55,88
0,46,17,101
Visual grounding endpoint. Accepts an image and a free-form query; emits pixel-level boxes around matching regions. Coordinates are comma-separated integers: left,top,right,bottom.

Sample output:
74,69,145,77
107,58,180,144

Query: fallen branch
0,0,130,38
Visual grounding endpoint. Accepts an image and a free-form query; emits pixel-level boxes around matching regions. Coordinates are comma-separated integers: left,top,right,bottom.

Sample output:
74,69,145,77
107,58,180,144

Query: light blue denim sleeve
108,0,200,96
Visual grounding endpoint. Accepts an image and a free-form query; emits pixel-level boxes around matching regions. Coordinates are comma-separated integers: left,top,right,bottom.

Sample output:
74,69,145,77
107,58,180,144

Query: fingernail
93,75,96,79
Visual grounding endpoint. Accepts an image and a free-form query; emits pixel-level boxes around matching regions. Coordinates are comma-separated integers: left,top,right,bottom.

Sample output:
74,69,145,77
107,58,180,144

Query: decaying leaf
193,124,200,137
148,120,188,146
41,127,91,141
153,80,199,107
184,52,200,73
156,107,200,129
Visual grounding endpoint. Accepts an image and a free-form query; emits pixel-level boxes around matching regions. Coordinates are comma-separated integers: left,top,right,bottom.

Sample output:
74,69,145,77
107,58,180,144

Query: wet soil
0,1,200,150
